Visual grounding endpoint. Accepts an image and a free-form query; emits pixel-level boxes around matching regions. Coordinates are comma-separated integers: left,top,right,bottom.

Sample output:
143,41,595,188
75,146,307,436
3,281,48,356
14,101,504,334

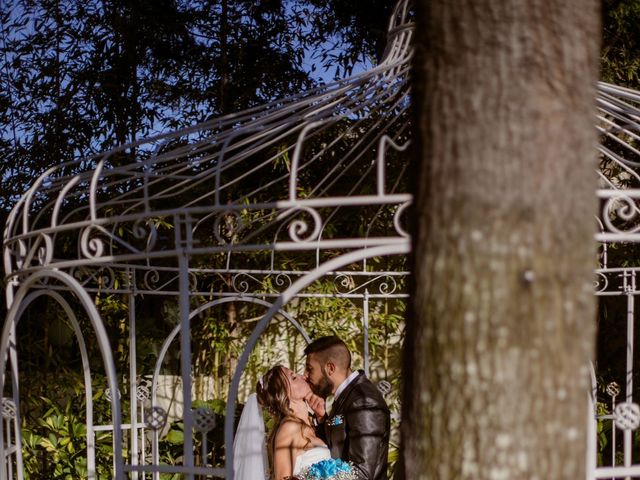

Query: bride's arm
273,422,297,480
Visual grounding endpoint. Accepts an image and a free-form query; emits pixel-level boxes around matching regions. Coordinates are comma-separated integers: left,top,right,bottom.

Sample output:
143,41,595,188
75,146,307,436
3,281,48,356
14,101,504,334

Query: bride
256,365,331,479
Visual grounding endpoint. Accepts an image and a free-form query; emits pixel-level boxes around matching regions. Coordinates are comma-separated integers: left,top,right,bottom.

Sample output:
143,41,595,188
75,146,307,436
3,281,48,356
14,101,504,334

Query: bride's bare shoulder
274,420,301,445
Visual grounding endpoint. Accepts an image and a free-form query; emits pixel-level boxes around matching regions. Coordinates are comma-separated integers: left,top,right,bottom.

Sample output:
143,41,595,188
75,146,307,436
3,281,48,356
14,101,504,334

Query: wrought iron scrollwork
279,207,322,243
594,272,609,293
143,269,161,290
80,225,107,259
333,274,399,296
393,201,410,238
601,193,640,235
273,273,293,291
71,266,117,290
132,219,158,252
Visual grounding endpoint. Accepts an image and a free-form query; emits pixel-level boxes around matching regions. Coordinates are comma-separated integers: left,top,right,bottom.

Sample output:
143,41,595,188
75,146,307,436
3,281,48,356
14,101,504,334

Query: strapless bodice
293,445,331,475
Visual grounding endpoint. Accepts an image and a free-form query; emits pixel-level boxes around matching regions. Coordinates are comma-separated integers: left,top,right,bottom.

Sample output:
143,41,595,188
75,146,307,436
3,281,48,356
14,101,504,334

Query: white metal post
129,291,139,479
625,290,635,472
364,289,370,377
176,214,195,479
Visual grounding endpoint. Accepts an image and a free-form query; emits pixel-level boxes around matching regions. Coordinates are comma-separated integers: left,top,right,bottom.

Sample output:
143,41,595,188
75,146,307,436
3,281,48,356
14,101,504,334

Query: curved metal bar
214,125,266,207
223,243,410,479
376,136,410,196
148,296,310,474
88,160,105,222
21,164,64,235
52,176,80,228
0,269,123,479
289,120,329,201
4,322,23,480
151,296,311,406
2,33,415,277
14,289,97,478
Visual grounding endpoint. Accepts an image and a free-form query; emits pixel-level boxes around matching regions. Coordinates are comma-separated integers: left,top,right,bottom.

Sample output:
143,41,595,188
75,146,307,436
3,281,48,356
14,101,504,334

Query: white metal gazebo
1,2,413,478
2,0,640,477
591,82,640,479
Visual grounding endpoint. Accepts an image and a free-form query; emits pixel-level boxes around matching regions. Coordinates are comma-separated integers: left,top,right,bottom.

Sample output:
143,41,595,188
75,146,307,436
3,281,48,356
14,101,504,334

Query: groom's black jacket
320,370,390,480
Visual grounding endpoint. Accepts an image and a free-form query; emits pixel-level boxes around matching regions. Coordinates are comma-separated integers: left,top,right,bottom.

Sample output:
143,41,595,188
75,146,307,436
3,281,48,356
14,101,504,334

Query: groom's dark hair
304,335,351,370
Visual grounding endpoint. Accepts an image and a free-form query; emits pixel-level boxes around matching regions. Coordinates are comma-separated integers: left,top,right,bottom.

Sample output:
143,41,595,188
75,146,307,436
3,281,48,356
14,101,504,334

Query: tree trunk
402,1,601,479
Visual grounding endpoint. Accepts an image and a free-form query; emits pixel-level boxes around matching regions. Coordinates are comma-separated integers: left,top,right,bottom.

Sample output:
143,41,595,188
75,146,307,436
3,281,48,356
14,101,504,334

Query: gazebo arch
0,269,123,477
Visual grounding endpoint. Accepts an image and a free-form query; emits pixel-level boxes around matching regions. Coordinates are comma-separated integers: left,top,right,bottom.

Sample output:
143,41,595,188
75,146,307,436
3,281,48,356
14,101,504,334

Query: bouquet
295,458,357,480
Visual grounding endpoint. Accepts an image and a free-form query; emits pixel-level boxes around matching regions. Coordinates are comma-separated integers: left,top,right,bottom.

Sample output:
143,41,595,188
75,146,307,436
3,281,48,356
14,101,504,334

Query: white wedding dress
293,445,332,475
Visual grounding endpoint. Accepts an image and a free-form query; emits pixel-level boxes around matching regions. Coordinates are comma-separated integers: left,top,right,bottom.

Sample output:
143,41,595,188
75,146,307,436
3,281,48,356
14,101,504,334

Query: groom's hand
305,392,326,419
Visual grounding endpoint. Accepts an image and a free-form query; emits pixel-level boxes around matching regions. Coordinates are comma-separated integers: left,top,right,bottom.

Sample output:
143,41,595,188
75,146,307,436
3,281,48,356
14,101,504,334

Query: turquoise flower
299,458,356,479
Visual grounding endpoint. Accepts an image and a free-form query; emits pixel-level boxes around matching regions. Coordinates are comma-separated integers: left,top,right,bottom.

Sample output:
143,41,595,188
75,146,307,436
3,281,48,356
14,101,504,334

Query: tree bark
402,1,601,479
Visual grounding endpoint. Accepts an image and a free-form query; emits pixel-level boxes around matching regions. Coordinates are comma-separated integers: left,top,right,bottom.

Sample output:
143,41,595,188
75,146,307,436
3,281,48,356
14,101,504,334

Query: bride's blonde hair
256,365,313,469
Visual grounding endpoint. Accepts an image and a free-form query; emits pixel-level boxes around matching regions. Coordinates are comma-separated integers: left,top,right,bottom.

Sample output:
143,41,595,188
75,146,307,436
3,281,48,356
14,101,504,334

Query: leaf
39,437,57,452
165,428,184,445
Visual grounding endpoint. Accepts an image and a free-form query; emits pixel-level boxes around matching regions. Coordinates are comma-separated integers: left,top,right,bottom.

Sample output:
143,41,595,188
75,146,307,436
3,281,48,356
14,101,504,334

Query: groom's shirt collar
334,370,359,402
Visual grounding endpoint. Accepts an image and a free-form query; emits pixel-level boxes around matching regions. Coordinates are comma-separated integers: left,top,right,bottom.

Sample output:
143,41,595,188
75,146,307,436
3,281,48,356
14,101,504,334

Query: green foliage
289,0,398,79
21,390,115,479
158,399,228,475
0,0,394,214
601,0,640,87
595,401,611,466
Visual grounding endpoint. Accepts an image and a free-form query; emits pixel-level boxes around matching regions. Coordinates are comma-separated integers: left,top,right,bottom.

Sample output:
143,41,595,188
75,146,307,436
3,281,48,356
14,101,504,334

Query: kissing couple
234,335,391,480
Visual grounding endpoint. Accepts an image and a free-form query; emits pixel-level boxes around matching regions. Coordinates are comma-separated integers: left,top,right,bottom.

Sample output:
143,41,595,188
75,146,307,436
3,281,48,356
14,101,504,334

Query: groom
304,335,390,480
